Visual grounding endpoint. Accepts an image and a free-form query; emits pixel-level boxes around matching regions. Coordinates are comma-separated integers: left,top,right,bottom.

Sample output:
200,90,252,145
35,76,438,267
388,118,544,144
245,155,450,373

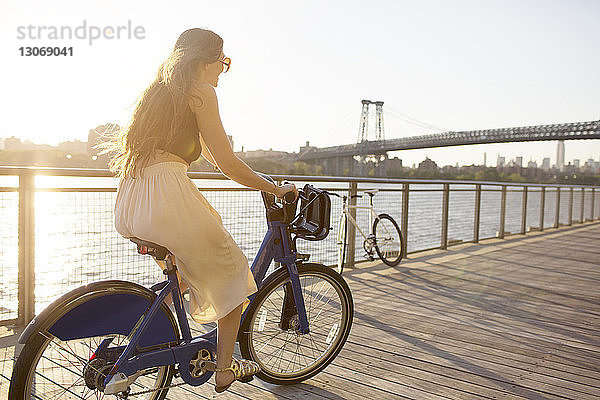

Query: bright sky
1,0,599,168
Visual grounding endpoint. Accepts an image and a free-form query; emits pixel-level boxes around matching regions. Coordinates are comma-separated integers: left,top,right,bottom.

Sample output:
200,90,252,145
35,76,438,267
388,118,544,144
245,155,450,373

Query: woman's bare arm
188,82,294,198
197,131,217,167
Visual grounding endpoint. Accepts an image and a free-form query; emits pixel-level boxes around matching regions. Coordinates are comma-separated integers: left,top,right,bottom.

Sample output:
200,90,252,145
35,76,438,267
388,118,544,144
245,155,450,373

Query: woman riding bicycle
102,28,297,393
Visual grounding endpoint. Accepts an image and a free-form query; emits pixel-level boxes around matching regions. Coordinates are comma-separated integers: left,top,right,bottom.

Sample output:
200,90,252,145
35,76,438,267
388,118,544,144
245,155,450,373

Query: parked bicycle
9,176,354,399
334,189,403,274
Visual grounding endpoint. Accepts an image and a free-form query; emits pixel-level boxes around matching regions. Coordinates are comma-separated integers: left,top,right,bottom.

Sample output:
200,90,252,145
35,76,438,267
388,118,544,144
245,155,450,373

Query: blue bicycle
9,177,354,399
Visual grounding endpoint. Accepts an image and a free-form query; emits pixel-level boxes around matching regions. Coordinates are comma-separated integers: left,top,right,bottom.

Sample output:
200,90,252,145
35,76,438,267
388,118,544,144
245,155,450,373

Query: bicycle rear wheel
9,282,177,400
239,263,353,385
373,213,403,266
336,213,347,274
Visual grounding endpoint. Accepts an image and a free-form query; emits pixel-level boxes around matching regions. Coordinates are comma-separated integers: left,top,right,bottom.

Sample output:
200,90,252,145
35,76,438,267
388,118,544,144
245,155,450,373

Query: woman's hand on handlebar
274,183,298,204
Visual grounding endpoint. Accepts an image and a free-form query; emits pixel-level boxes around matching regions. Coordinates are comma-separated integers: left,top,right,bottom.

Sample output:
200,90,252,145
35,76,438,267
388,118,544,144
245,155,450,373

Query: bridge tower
374,101,385,141
357,100,385,142
355,99,388,176
357,100,371,143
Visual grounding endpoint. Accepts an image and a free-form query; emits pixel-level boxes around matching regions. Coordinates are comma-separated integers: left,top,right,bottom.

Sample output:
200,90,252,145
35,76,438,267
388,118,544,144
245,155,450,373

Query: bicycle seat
129,237,171,260
364,189,379,196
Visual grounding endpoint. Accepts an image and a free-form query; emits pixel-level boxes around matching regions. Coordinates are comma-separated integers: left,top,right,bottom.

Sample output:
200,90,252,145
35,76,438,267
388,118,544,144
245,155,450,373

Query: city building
57,140,87,155
4,137,21,150
515,156,523,168
386,156,403,170
556,140,565,171
237,148,296,162
542,157,551,170
3,137,53,151
497,156,505,168
584,159,600,174
298,141,318,158
418,157,439,171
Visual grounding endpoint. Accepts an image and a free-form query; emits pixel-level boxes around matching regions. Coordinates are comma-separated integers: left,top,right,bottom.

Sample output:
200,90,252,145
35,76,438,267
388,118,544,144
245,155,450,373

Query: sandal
214,357,260,393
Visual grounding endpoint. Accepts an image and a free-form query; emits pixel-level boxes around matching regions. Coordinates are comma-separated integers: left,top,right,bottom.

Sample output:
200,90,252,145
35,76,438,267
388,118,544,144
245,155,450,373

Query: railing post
401,183,409,258
441,183,449,249
568,187,573,226
473,184,481,243
521,186,528,234
18,171,36,327
347,182,358,268
554,187,560,229
498,185,507,238
591,188,595,221
539,187,545,231
580,187,585,223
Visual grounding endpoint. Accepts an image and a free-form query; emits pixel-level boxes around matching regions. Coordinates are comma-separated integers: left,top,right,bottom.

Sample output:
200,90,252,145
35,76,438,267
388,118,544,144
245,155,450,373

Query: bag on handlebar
293,184,331,241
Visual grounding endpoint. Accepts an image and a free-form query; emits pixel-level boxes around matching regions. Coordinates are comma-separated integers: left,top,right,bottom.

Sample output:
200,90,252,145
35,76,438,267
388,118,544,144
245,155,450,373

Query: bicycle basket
292,184,331,241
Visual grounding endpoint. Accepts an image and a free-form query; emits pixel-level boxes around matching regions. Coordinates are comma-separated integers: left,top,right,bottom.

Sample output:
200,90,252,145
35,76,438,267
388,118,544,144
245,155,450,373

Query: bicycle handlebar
254,174,330,233
324,192,361,200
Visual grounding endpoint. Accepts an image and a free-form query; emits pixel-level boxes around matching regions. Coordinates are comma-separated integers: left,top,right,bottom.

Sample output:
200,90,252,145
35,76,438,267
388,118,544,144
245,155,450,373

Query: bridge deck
1,222,599,399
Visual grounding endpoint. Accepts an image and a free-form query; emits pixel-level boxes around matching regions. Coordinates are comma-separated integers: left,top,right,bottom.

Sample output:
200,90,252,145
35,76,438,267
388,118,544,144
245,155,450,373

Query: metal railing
0,166,599,327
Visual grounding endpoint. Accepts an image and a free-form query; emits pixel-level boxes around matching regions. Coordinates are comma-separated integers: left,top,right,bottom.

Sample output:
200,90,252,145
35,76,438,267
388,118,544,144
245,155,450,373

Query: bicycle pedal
198,360,217,372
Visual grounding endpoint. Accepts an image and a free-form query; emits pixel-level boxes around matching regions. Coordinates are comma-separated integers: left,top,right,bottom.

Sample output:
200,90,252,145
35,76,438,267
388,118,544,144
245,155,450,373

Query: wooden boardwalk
1,221,599,399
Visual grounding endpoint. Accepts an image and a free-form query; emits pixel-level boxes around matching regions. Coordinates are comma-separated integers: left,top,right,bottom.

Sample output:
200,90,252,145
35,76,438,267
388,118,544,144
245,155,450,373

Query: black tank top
159,106,202,164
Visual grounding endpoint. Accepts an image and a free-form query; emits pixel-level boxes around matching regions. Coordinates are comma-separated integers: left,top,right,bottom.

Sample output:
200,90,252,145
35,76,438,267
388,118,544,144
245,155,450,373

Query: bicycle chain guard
104,339,217,395
188,348,215,378
174,339,217,386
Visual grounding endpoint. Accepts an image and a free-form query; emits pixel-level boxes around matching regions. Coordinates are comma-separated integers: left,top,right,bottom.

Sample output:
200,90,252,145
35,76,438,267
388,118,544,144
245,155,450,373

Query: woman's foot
214,369,235,392
214,358,260,393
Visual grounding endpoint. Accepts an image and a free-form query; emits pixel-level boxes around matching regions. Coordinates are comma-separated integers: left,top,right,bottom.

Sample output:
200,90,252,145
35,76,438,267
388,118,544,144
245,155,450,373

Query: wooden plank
338,340,566,400
343,326,600,398
348,287,600,366
346,320,600,382
350,276,600,327
350,290,600,351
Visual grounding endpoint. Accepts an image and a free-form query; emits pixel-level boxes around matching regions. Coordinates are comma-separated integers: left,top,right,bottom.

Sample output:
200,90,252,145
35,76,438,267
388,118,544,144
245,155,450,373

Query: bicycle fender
18,280,178,348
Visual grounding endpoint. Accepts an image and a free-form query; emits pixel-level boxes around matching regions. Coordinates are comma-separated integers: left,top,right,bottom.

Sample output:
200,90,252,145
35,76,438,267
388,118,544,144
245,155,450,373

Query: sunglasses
219,56,231,73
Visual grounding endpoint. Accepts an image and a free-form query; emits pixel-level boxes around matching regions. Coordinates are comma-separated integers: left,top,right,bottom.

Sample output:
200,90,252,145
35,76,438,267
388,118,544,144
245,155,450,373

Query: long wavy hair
97,28,223,179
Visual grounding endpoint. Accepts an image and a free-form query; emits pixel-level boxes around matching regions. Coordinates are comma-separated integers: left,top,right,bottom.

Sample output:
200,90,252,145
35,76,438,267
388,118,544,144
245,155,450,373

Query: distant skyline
1,0,599,169
3,132,598,170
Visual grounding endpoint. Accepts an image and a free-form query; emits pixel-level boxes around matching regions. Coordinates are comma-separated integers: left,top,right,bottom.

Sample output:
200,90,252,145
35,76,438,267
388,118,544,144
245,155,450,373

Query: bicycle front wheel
373,213,403,266
239,263,353,385
336,212,347,274
9,282,177,400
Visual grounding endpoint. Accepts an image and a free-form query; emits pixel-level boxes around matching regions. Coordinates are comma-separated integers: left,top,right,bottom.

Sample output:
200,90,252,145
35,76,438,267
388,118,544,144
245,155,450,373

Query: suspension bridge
297,100,600,176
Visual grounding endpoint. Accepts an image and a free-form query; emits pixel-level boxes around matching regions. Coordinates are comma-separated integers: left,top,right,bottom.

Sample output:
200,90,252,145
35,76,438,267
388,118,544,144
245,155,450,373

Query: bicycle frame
101,219,310,392
342,202,380,240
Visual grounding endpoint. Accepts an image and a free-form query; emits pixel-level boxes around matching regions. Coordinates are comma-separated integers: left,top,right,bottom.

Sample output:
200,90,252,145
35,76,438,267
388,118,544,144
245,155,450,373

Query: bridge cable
385,106,448,132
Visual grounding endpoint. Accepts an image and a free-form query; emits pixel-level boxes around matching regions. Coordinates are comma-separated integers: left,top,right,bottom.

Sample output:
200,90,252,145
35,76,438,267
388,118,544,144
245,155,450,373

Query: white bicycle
333,189,403,274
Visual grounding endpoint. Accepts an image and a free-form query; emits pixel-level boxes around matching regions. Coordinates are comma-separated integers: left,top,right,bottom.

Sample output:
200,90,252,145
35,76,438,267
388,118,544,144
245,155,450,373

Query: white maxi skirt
113,161,258,324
